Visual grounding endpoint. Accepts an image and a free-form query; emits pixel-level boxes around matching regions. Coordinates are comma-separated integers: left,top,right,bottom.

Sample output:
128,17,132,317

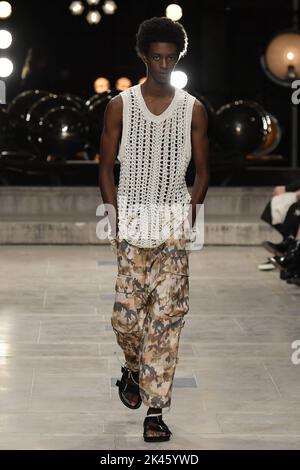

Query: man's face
143,42,179,84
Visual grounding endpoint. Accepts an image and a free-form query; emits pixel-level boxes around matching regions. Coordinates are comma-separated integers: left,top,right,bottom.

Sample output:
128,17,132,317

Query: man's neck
141,77,174,98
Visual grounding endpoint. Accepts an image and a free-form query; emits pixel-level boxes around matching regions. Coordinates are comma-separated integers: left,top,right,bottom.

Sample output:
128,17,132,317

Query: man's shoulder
108,94,122,109
177,87,197,104
105,94,123,122
175,89,208,125
109,85,137,108
180,88,206,109
180,87,195,97
119,84,137,97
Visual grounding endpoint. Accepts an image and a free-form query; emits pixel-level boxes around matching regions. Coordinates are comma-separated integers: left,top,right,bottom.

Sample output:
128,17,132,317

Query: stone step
0,186,274,217
0,215,280,245
0,186,282,245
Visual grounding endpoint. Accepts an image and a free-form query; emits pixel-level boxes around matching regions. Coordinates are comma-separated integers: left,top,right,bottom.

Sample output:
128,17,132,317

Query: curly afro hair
136,16,188,60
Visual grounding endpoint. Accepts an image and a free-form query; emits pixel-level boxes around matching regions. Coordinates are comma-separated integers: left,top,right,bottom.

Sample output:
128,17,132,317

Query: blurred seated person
260,181,300,286
261,182,300,256
269,220,300,286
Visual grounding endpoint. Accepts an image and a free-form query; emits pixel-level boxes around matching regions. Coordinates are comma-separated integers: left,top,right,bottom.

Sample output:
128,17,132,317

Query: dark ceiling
1,0,293,100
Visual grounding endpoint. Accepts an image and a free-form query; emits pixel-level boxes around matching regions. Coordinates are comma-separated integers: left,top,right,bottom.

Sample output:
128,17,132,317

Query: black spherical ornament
7,90,49,123
7,89,49,151
0,106,12,149
63,94,85,111
34,106,89,159
27,93,83,129
86,90,119,149
27,94,87,158
215,100,269,155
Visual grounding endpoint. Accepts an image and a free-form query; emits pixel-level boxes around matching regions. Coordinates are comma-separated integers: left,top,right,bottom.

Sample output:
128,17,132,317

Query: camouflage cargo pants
111,234,189,409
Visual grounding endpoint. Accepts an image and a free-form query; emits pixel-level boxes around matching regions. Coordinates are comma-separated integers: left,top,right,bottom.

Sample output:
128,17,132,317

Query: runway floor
0,245,300,450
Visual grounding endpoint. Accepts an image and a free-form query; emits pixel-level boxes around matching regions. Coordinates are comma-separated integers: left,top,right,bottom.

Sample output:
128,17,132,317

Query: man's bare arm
98,95,122,235
190,99,210,227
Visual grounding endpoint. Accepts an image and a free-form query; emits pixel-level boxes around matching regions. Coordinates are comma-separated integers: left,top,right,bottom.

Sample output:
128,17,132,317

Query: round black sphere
33,105,89,159
215,100,269,154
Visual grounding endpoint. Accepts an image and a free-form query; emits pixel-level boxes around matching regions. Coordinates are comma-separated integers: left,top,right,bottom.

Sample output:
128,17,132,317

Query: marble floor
0,245,300,450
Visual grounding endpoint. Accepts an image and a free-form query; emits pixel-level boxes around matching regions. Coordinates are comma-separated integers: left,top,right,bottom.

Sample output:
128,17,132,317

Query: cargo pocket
113,274,135,315
153,238,190,318
112,274,138,333
114,272,146,312
115,274,134,294
151,270,190,320
160,242,190,277
167,273,189,317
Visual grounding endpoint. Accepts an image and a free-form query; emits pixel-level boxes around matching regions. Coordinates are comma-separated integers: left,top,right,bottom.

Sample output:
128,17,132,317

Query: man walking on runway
99,16,209,442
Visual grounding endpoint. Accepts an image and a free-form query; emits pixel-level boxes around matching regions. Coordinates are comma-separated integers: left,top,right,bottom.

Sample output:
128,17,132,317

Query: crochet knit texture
109,83,196,249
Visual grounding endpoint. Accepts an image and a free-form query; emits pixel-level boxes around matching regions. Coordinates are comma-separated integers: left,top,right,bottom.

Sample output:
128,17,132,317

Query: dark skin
99,42,209,435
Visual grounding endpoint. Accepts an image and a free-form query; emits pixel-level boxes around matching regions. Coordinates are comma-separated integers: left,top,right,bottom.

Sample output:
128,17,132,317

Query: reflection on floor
0,245,299,450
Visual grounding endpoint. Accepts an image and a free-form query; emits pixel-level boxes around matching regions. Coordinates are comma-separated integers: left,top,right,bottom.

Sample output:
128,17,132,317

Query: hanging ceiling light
115,77,132,91
94,76,110,94
171,70,188,89
0,30,12,49
166,4,183,21
69,1,84,15
102,0,117,15
86,10,101,24
69,0,118,24
261,30,300,86
0,57,13,77
0,1,12,19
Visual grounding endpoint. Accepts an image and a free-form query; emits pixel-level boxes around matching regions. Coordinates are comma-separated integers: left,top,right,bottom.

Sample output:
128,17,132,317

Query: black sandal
116,366,142,410
143,413,172,442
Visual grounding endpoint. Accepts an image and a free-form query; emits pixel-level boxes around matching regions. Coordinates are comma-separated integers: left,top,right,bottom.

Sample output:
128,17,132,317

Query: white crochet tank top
116,83,196,248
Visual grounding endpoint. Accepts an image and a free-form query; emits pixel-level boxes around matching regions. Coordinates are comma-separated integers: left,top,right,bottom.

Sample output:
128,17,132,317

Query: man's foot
286,270,300,285
257,259,276,271
143,407,172,442
116,366,142,409
262,236,295,256
280,269,294,281
270,240,300,271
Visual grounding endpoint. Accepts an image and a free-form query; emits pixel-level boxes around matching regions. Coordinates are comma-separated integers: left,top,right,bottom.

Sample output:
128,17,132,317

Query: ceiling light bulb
87,0,100,5
0,57,13,77
0,2,12,19
86,10,101,24
0,30,12,49
166,4,182,21
69,1,84,15
102,0,117,15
